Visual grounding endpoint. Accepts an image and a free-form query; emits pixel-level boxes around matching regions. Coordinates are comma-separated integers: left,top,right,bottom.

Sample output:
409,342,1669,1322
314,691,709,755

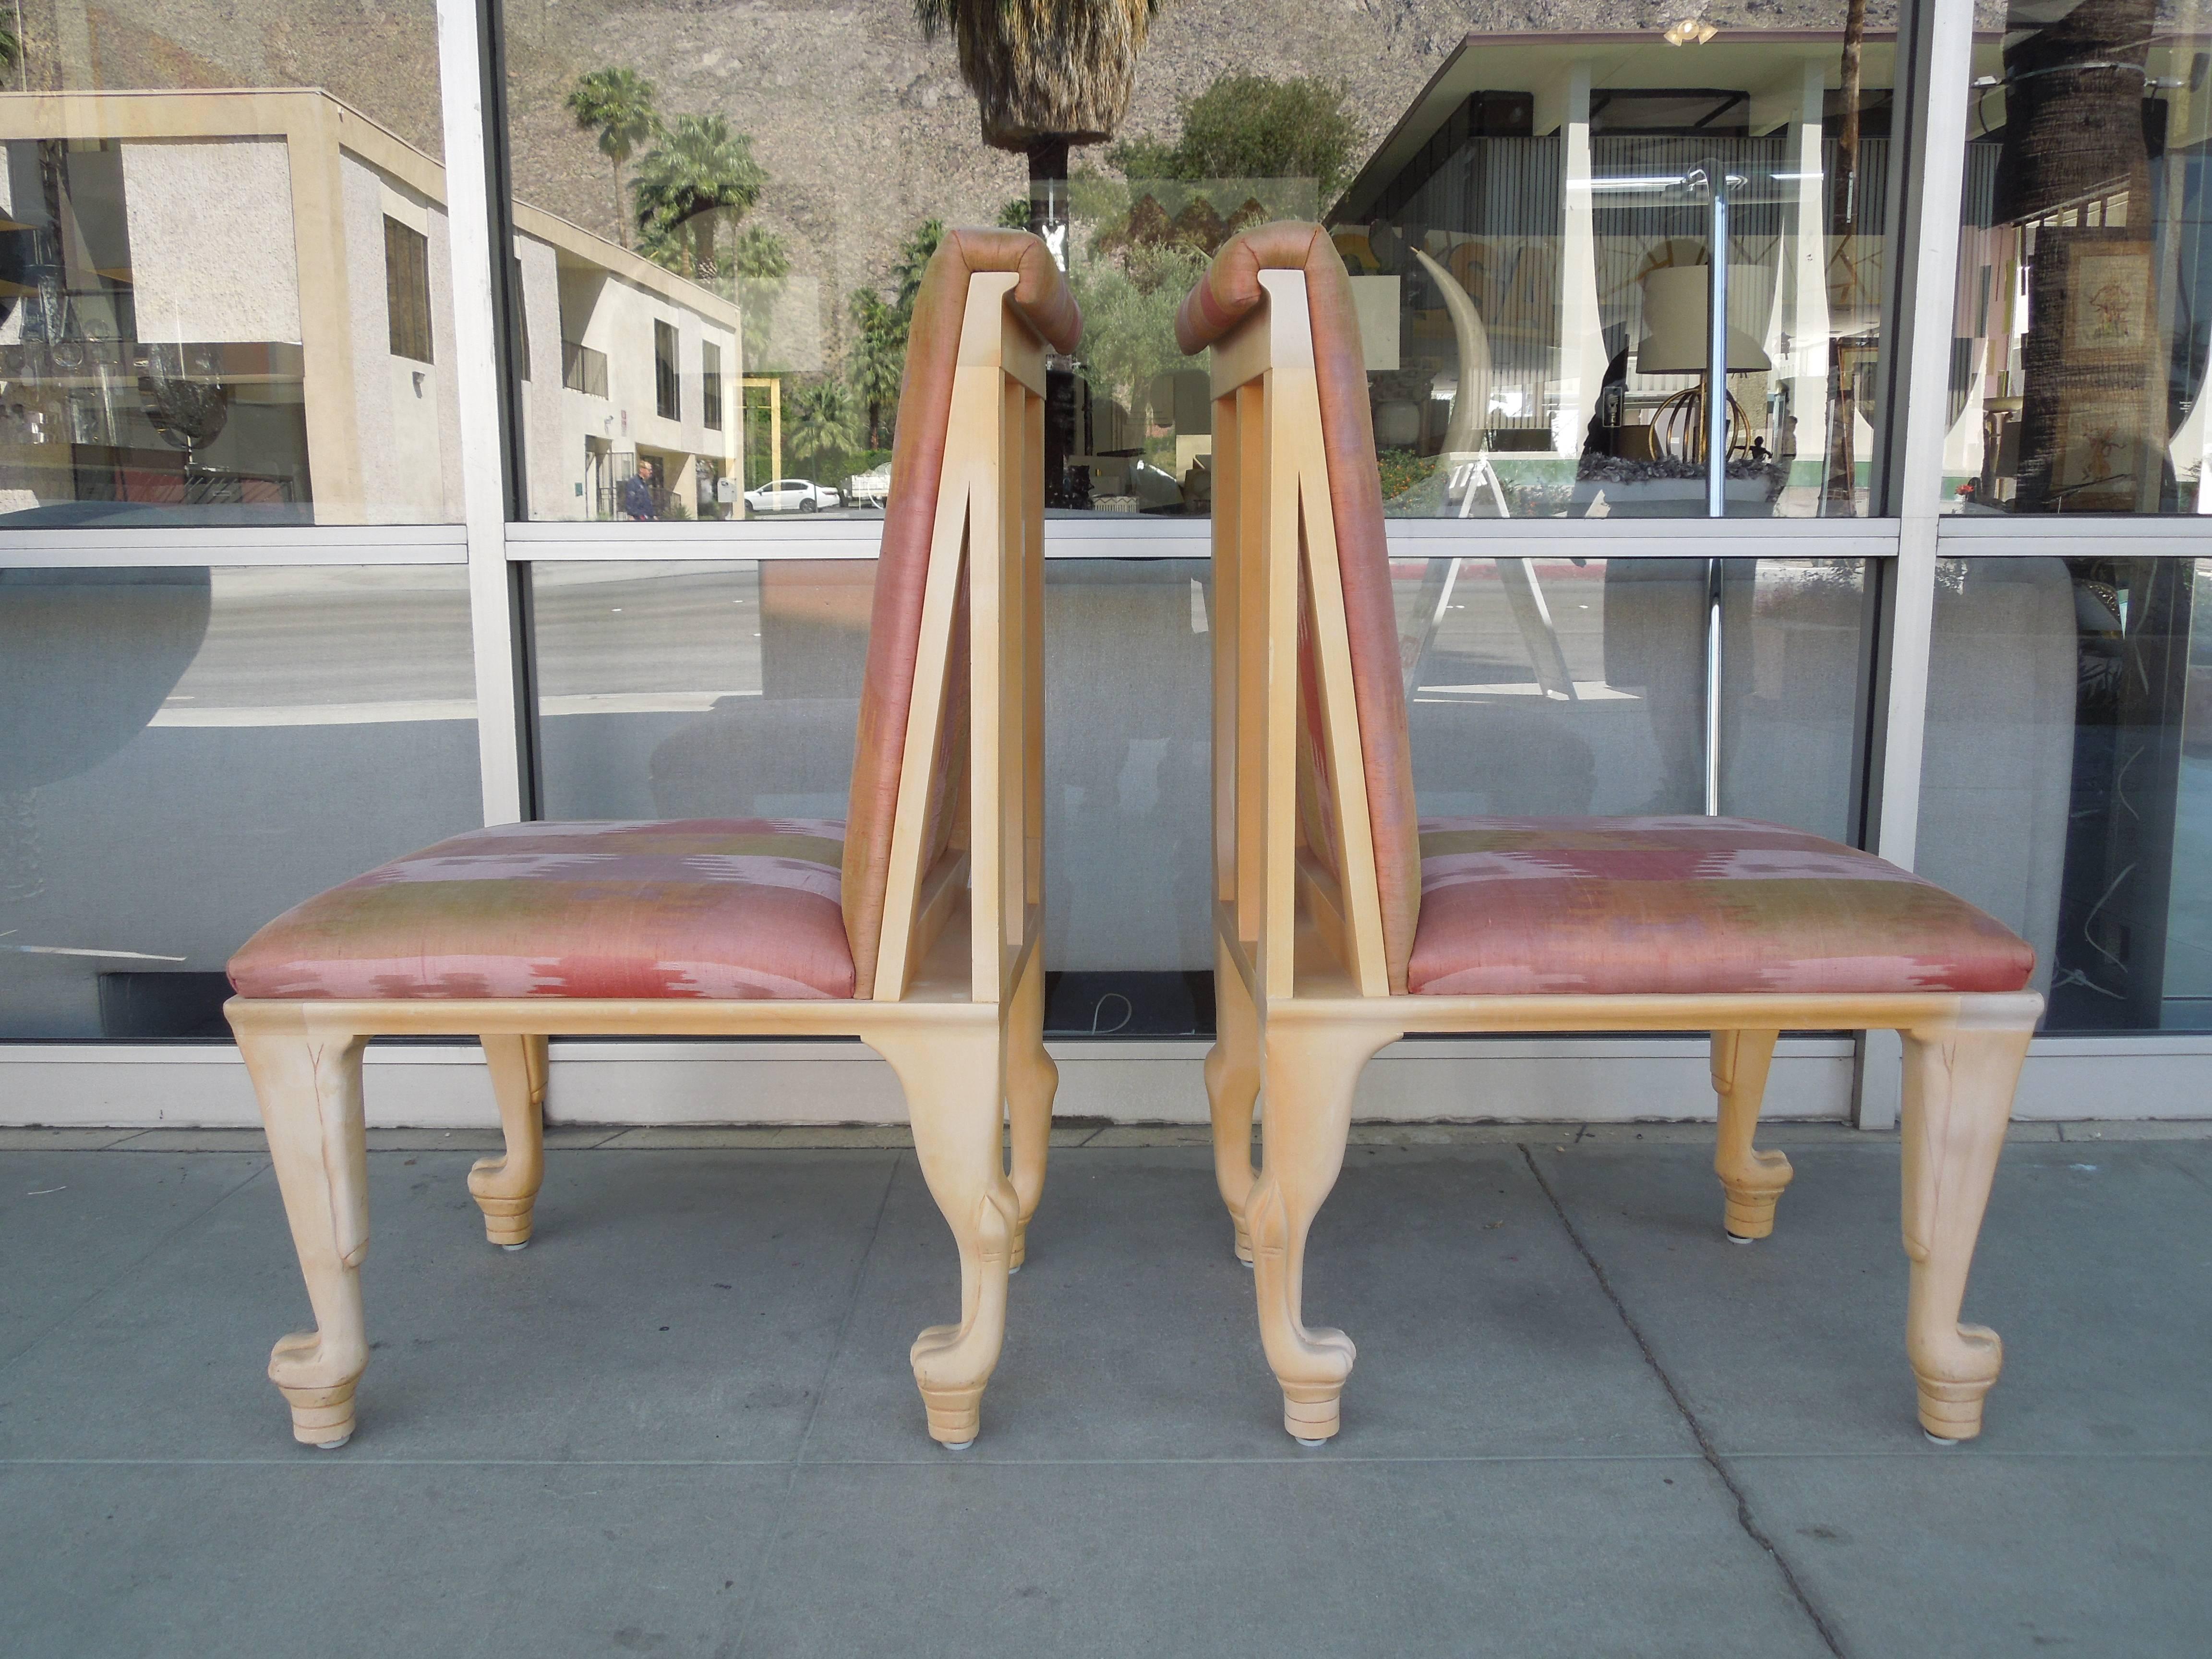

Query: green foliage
634,115,767,288
838,217,947,450
731,223,790,281
997,196,1034,230
566,68,661,246
1107,73,1361,202
891,219,946,313
848,288,906,450
1376,448,1439,503
567,68,661,165
1070,240,1207,439
787,375,863,480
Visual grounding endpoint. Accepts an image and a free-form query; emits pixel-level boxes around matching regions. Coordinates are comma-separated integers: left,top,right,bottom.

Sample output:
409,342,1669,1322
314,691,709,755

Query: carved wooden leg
469,1034,547,1248
1004,945,1058,1272
1204,934,1262,1264
873,1021,1019,1449
1247,1020,1394,1444
1899,1011,2034,1442
235,1017,371,1449
1712,1028,1790,1241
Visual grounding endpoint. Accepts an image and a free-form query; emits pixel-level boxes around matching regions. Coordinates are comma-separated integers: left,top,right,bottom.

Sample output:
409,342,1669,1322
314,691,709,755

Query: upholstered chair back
1175,222,1422,991
842,228,1079,997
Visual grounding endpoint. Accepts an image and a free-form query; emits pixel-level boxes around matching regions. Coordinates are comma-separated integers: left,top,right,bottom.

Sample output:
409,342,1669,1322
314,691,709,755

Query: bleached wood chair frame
227,271,1055,1452
1199,269,2044,1446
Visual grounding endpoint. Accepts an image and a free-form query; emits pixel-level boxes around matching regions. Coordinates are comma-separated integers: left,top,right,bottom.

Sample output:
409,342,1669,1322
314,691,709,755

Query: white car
744,477,841,513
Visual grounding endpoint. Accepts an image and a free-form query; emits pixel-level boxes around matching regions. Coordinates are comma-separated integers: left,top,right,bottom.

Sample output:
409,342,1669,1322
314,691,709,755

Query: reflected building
0,89,741,526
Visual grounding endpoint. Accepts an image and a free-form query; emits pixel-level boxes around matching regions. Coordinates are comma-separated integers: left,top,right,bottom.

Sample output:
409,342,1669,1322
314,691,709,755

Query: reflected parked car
743,478,841,513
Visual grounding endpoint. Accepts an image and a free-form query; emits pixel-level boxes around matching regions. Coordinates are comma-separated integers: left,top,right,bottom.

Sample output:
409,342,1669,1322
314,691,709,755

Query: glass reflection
503,7,1890,522
1949,0,2212,514
1919,557,2212,1031
0,3,457,524
0,565,481,1037
528,556,1217,1031
1401,556,1865,837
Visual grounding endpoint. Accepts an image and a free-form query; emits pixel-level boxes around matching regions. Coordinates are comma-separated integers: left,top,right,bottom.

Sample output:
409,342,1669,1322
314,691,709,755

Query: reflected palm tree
633,114,768,290
914,0,1162,260
787,377,860,483
566,68,661,250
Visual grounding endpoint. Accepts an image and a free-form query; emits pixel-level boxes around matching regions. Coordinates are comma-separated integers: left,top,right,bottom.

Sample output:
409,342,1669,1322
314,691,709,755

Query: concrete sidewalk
1,1122,2206,1657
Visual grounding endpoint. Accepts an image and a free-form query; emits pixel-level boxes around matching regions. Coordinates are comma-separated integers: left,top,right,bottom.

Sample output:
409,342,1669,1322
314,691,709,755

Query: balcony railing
561,340,608,398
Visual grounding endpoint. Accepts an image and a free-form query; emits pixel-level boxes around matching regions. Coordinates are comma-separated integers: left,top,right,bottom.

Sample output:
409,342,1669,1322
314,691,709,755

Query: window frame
11,0,2212,1113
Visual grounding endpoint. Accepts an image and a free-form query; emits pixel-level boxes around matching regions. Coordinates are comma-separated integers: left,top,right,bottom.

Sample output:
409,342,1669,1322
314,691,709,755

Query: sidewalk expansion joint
1521,1145,1849,1659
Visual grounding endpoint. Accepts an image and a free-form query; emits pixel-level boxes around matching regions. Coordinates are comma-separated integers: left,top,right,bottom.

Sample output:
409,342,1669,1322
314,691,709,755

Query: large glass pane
1917,556,2212,1032
0,565,481,1038
529,557,1214,1033
1400,556,1866,832
1948,1,2212,514
0,2,457,523
501,6,1892,522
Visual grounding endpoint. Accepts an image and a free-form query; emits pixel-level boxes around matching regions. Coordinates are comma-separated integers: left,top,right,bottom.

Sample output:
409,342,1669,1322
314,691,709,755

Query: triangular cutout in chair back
843,228,1079,997
1177,222,1421,992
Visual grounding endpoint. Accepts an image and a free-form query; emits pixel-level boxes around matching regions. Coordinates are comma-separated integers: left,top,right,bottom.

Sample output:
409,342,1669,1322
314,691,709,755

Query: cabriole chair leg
1004,945,1058,1272
1899,1014,2032,1442
877,1022,1021,1449
1205,934,1262,1265
236,1020,372,1449
1711,1028,1790,1241
469,1033,548,1248
1247,1022,1392,1444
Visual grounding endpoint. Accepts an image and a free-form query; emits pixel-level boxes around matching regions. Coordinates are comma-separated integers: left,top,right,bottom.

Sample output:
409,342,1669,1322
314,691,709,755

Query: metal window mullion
1853,0,1976,1130
437,0,530,825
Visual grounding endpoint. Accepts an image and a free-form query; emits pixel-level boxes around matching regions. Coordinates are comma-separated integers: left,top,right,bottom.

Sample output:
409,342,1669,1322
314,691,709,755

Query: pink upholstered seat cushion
1409,817,2035,997
228,819,855,1001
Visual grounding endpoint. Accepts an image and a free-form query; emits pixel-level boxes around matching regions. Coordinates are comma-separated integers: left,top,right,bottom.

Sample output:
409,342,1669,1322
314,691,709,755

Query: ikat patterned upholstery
229,228,1077,1008
228,820,856,1001
1176,221,1423,994
1409,817,2037,997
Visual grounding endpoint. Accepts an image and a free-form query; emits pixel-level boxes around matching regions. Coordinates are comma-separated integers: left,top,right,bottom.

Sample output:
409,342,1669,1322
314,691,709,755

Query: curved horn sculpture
1413,248,1491,455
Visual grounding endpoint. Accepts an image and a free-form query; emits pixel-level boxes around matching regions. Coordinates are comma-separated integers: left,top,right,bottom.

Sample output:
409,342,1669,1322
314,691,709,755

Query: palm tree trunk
1028,137,1071,269
612,159,629,249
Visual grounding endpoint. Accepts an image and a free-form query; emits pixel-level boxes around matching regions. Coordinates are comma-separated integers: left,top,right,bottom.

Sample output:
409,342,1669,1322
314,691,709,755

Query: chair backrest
1177,221,1420,996
843,228,1079,1000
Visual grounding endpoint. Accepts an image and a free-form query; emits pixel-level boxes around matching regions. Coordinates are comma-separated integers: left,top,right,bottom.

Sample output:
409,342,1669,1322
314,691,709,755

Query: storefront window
529,557,1217,1033
1948,0,2212,514
0,1,458,524
1402,556,1867,833
1918,556,2212,1031
501,7,1893,522
0,565,481,1038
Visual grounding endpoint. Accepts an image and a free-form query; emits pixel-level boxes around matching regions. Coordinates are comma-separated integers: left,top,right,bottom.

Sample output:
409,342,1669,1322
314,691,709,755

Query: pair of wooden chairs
226,225,2040,1456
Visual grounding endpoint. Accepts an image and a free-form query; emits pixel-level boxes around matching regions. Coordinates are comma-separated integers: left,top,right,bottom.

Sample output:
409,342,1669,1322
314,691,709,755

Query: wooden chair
224,229,1075,1452
1178,223,2044,1447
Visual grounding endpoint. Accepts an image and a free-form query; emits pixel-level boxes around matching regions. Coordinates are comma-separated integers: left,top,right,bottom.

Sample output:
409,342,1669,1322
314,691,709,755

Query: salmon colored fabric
842,227,1079,996
229,820,856,1001
1177,222,1422,992
1409,817,2036,997
228,230,1072,1010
